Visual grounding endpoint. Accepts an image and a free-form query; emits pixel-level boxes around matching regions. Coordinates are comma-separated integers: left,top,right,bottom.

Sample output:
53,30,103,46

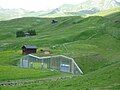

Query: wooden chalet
22,45,37,55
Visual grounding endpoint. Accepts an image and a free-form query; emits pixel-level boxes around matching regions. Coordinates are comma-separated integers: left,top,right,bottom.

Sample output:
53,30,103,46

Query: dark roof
22,45,37,49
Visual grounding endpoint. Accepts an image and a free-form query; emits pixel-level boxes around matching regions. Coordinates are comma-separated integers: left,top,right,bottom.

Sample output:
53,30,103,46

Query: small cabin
51,20,58,24
25,32,30,37
22,45,37,55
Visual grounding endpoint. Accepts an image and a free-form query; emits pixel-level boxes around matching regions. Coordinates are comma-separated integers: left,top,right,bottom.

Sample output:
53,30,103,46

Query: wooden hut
22,45,37,55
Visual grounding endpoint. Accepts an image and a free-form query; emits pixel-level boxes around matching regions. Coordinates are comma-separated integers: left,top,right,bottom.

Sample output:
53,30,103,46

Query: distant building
22,45,37,55
51,20,58,24
24,32,30,37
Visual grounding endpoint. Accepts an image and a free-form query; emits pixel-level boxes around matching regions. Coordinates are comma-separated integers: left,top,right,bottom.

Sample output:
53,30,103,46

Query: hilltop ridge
0,0,120,21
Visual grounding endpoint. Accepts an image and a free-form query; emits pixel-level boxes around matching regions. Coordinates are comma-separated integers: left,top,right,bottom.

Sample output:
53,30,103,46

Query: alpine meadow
0,0,120,90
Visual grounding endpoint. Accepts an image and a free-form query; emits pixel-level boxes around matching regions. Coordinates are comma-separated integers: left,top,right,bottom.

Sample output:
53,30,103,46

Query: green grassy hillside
0,65,61,81
0,11,120,89
2,61,119,90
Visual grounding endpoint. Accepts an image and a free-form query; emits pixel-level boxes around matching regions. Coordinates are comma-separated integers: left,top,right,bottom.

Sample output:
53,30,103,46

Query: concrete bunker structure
20,54,83,75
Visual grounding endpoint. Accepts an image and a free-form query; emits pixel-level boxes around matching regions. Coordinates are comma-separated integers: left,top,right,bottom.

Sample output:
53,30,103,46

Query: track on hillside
0,75,78,87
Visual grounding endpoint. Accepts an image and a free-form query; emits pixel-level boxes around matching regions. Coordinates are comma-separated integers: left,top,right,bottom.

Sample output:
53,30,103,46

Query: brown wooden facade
22,45,37,55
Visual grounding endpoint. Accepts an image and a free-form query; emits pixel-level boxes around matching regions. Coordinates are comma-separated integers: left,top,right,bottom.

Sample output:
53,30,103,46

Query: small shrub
16,31,25,37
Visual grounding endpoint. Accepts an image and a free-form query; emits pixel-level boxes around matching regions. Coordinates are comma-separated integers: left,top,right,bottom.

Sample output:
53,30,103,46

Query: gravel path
0,75,76,87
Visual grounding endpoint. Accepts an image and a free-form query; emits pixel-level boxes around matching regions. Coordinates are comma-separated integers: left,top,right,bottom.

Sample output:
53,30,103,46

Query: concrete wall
20,54,83,75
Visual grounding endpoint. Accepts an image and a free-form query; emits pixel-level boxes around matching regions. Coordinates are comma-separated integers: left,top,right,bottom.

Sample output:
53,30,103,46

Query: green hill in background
0,0,120,20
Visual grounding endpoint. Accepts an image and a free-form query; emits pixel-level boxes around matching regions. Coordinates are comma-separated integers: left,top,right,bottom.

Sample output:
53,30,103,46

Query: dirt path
0,75,77,87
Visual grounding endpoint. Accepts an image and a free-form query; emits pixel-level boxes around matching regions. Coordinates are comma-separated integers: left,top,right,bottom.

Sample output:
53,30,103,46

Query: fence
20,54,83,75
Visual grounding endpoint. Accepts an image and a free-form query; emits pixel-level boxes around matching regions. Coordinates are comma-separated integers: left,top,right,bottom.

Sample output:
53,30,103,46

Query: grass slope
0,65,60,81
0,11,120,89
2,61,119,90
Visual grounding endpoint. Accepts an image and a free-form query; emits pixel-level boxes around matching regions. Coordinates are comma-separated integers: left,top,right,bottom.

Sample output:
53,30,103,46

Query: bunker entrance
20,54,83,75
